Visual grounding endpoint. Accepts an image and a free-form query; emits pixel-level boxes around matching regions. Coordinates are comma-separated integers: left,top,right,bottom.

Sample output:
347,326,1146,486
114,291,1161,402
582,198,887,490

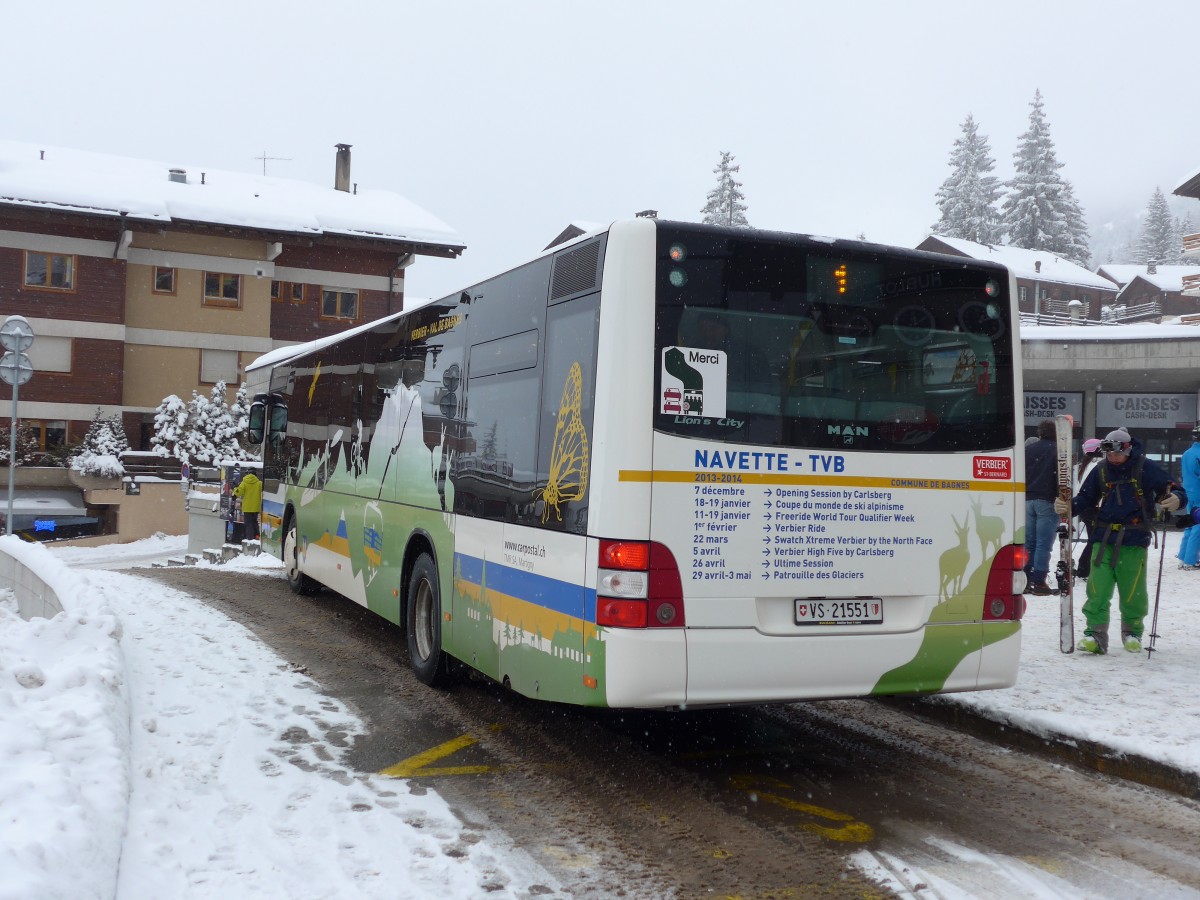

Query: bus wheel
406,553,447,686
284,519,317,595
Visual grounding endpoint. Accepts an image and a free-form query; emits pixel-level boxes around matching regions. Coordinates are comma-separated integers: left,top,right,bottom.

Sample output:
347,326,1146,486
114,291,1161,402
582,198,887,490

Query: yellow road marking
380,732,494,777
541,845,599,868
730,774,874,843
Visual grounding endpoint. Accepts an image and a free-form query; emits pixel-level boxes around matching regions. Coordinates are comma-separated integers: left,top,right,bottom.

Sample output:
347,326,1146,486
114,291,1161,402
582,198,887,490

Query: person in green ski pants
1054,428,1185,654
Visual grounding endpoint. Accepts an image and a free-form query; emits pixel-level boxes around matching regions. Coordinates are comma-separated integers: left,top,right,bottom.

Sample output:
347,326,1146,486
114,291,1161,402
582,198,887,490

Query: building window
203,272,241,308
153,267,176,294
321,288,359,320
1018,285,1028,303
24,251,75,290
26,420,68,452
272,281,305,303
200,349,240,385
1080,293,1090,304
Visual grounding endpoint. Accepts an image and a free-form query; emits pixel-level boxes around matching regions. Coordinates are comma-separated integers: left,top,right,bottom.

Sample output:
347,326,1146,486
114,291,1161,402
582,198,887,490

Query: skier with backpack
1054,428,1185,654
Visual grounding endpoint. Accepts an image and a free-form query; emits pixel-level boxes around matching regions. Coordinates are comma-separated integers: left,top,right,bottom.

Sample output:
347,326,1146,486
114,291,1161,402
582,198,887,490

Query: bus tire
284,517,318,596
406,553,447,686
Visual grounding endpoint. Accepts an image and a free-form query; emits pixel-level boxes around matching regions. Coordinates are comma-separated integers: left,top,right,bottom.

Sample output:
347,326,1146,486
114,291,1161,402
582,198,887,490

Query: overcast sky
7,1,1199,301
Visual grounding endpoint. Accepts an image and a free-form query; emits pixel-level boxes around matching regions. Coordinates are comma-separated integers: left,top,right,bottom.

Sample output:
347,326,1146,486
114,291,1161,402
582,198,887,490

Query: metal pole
1,315,35,535
1147,522,1168,659
7,380,17,535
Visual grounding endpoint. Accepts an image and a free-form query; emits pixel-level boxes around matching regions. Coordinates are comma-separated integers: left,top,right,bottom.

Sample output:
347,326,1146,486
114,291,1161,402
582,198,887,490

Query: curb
885,697,1200,802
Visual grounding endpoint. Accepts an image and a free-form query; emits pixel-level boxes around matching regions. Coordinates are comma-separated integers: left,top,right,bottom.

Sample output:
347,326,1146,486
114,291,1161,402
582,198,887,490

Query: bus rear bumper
602,622,1021,708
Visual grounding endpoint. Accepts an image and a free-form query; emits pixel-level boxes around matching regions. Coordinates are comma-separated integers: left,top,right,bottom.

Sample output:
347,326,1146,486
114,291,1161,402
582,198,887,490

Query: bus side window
533,294,599,533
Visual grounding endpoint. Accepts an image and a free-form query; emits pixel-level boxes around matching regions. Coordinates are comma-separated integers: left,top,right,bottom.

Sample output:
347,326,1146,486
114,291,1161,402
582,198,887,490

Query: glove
1053,497,1071,516
1160,492,1181,513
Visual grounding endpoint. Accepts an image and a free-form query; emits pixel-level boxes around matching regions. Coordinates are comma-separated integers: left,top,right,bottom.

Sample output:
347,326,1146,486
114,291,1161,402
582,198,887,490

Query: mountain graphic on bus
663,347,703,414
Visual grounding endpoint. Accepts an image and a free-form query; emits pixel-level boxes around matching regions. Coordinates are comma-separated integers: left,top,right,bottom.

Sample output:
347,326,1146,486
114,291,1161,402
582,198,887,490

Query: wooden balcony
1183,272,1200,297
1183,232,1200,259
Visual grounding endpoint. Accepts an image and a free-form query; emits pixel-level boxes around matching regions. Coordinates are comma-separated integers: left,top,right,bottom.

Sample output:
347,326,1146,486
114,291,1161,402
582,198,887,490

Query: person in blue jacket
1176,425,1200,569
1055,428,1184,654
1023,419,1060,595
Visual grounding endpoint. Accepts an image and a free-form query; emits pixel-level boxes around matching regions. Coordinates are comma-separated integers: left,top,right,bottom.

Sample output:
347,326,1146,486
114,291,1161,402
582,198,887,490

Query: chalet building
917,235,1118,322
1095,264,1200,318
0,140,463,452
1173,168,1200,298
914,233,1200,477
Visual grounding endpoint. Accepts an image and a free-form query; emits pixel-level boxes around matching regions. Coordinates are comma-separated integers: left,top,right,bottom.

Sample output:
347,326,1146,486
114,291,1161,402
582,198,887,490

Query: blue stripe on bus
454,552,597,621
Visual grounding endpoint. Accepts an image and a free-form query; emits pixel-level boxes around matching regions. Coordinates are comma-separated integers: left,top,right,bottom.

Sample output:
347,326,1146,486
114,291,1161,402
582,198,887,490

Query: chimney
1034,260,1041,274
1148,260,1158,275
334,143,352,192
168,168,187,184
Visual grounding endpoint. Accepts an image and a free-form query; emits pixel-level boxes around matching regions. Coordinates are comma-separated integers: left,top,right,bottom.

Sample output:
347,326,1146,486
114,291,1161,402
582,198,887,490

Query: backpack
1097,456,1151,527
1093,456,1155,567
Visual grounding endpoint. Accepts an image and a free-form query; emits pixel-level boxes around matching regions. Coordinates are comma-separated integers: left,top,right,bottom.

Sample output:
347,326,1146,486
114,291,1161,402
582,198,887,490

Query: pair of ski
1053,414,1075,654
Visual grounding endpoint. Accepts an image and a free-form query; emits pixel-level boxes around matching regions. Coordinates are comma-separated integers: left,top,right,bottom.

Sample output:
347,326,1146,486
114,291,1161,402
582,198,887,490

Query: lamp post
0,316,35,536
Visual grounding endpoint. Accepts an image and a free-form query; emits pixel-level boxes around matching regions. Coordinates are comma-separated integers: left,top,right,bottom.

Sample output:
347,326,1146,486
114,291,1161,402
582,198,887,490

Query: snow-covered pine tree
71,407,130,477
1001,90,1090,266
0,420,41,466
182,390,219,465
229,381,256,460
230,382,251,436
150,394,190,461
1054,179,1091,268
205,381,242,462
701,151,750,227
931,114,1004,244
1137,187,1177,266
1174,213,1194,266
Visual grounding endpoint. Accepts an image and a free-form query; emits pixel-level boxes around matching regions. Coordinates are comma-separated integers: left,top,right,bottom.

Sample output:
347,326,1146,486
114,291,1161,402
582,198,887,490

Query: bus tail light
983,543,1027,621
597,540,686,628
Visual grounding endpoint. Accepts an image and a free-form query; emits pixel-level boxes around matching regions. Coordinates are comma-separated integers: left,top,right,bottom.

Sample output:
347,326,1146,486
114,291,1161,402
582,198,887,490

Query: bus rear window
653,228,1015,453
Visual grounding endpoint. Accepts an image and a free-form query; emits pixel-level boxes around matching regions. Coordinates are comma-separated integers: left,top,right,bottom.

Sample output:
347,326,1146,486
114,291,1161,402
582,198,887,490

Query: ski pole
1147,519,1168,660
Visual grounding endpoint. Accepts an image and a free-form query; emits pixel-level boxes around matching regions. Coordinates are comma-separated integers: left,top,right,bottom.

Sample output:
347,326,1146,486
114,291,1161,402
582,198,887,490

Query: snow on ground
939,528,1200,777
2,528,1198,899
0,534,556,900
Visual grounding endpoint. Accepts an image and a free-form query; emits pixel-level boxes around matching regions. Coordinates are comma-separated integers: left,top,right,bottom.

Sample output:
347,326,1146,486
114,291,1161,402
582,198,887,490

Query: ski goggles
1098,439,1132,453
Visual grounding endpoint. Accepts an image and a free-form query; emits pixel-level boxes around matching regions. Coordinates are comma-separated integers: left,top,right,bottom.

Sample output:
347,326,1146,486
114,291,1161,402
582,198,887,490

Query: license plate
794,597,883,626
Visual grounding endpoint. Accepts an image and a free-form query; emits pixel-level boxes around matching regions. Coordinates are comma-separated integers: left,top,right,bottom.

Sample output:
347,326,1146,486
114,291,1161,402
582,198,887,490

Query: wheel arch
281,502,298,564
399,528,441,631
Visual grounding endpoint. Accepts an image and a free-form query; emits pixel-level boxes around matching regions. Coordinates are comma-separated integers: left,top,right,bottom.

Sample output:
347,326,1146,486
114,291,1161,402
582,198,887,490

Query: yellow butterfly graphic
540,362,589,522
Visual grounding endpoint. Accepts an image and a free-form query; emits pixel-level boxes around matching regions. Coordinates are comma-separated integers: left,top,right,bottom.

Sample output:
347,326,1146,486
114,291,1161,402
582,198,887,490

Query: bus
246,218,1026,708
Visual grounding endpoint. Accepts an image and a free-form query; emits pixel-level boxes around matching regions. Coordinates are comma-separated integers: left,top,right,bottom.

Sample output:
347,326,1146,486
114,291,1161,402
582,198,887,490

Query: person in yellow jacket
232,471,263,540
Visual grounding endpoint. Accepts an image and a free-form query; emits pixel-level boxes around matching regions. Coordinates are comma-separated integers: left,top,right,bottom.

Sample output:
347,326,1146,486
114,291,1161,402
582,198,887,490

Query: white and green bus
247,218,1027,708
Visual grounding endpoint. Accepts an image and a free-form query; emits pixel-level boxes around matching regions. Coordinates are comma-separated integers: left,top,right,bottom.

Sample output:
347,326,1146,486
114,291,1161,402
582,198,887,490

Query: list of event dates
690,484,930,582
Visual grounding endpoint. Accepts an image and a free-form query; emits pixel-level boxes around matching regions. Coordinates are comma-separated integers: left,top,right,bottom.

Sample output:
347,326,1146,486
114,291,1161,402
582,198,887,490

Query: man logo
827,424,869,437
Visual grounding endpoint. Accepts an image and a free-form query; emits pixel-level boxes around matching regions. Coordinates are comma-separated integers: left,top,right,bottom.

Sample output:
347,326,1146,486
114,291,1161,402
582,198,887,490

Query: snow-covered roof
0,140,464,254
1096,264,1200,293
246,309,409,373
1174,162,1200,199
922,235,1116,291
